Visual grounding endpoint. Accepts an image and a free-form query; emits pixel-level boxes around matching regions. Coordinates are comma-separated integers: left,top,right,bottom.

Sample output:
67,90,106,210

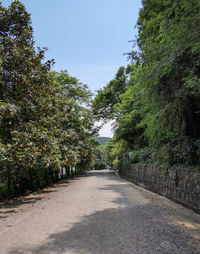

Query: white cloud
96,120,115,138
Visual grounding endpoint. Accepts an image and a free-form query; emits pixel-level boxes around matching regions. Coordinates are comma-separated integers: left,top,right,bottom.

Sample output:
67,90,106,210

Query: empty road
0,169,200,254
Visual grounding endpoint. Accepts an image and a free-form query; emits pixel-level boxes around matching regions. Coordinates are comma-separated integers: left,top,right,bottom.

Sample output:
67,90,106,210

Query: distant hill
95,137,111,146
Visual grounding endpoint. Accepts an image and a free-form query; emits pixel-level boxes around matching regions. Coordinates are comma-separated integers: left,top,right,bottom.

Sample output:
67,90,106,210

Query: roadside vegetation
0,1,98,199
93,0,200,168
1,0,200,200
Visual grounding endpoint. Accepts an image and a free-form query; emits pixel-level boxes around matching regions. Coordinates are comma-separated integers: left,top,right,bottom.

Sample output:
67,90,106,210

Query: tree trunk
61,167,64,179
66,167,70,177
55,171,59,182
7,167,12,198
45,168,50,186
29,167,34,192
35,171,41,189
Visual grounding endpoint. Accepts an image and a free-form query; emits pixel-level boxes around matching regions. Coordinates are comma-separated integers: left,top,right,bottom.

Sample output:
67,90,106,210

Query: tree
135,0,200,164
92,66,128,120
95,0,200,167
92,147,107,170
0,0,55,195
0,1,97,198
52,70,98,170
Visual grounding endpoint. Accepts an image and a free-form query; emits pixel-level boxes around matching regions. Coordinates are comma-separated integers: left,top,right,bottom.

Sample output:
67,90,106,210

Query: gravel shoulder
0,169,200,254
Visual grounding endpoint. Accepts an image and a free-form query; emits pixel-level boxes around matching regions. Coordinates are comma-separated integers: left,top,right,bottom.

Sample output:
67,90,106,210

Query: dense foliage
93,0,200,168
92,147,107,170
2,0,200,198
0,1,97,199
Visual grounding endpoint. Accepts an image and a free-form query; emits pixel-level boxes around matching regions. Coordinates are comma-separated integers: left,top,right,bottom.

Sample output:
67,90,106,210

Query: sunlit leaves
100,0,200,167
92,66,128,120
0,1,97,198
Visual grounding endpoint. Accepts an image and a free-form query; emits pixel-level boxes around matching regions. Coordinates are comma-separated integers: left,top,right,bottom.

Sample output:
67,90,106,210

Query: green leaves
0,1,97,198
97,0,200,167
92,66,128,120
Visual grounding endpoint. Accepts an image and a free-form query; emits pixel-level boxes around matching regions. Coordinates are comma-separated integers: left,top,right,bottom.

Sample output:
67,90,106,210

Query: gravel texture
0,169,200,254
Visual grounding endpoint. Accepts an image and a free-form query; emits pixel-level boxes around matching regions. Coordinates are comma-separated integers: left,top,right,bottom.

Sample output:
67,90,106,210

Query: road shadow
0,175,85,219
0,196,43,219
9,207,198,254
9,173,199,254
0,209,16,219
0,188,58,219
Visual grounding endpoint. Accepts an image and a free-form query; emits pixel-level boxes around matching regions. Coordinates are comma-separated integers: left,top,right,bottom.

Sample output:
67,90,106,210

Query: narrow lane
0,170,200,254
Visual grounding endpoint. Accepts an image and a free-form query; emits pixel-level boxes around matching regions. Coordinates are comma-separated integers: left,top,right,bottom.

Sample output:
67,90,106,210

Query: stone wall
118,164,200,213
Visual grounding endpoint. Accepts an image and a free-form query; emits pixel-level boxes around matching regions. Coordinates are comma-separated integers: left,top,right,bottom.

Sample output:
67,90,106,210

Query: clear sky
2,0,142,137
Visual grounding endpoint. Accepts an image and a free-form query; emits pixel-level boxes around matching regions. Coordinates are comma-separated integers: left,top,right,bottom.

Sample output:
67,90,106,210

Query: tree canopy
2,0,200,198
93,0,200,167
0,1,97,198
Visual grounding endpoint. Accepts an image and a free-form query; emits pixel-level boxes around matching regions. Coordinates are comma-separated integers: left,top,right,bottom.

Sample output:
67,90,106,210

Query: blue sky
2,0,142,136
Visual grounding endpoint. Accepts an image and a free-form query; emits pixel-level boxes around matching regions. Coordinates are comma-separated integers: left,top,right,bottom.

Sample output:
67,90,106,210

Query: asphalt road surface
0,169,200,254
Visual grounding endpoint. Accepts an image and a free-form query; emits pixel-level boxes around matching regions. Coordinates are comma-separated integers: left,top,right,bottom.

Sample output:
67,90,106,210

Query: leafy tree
52,70,98,170
0,1,97,198
135,0,200,165
0,0,57,195
52,70,92,106
92,147,107,170
97,0,200,167
92,66,128,120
